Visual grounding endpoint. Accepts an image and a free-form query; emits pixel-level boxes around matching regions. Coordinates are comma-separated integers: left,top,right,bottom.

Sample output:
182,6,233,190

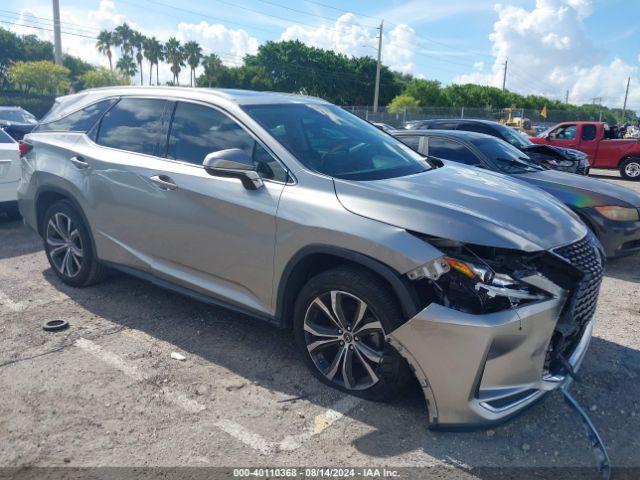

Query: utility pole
591,97,603,122
373,20,383,113
502,58,508,92
621,77,631,124
52,0,63,65
565,89,569,104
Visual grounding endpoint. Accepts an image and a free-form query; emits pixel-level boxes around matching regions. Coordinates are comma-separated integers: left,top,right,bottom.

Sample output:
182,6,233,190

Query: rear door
71,97,171,272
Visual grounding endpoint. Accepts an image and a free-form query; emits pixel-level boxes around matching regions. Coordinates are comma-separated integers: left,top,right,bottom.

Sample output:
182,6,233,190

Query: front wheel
293,266,411,401
620,157,640,181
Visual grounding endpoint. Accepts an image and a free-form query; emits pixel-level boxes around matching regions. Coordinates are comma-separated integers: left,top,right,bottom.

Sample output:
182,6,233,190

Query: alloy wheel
303,290,386,390
625,162,640,178
46,212,84,278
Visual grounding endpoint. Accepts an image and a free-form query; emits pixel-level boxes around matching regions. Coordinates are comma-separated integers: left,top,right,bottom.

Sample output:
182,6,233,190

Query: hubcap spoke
354,342,383,364
304,321,340,338
312,297,343,331
341,348,355,389
354,319,384,335
307,338,340,354
48,218,66,241
353,347,379,385
330,291,348,329
324,347,346,381
351,299,368,333
49,244,67,257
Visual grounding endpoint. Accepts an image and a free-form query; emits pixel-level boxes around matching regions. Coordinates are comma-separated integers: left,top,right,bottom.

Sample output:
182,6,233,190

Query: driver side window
550,124,577,140
167,102,288,182
428,138,482,166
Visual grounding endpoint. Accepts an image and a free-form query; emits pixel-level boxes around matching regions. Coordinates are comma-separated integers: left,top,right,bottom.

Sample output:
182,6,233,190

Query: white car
0,128,21,219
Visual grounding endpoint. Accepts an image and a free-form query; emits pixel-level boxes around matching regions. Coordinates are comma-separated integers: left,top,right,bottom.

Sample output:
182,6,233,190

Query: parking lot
1,169,638,476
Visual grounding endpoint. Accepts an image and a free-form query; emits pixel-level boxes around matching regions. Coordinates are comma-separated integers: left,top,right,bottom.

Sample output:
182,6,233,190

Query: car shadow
0,216,42,260
588,173,628,183
41,263,640,472
604,254,640,283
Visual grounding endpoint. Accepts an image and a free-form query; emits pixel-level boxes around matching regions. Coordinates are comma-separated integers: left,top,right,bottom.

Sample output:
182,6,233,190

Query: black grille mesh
554,233,604,328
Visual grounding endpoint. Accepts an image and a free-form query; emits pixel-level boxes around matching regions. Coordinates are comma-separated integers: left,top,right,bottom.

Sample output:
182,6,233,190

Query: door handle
150,174,178,191
70,156,89,169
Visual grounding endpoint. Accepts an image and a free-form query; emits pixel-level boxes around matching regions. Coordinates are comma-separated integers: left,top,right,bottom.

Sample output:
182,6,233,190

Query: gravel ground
0,169,638,478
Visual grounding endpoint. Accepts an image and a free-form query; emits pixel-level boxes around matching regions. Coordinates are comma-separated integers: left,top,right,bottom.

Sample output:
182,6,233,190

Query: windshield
0,109,37,124
498,124,533,148
471,137,543,173
243,103,429,180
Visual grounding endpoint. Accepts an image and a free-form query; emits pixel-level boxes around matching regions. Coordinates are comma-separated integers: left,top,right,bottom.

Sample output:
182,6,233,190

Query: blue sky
6,0,640,109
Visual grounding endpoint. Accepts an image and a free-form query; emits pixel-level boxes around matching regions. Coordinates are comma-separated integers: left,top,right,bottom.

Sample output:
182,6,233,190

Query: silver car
18,87,604,428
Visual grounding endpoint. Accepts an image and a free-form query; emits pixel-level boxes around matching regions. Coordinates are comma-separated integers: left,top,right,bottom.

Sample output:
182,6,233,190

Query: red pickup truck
530,122,640,180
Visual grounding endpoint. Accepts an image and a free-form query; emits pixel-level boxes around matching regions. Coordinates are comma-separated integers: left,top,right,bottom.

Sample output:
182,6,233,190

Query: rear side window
581,124,597,141
96,98,167,156
0,129,14,143
37,99,117,133
167,101,288,182
428,138,481,166
398,135,421,151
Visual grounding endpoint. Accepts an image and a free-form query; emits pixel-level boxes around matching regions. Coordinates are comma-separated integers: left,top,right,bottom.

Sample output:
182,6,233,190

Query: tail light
18,141,33,157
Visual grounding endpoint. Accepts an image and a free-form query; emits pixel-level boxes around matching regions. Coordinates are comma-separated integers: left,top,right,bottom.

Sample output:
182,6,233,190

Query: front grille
546,233,605,371
554,233,605,328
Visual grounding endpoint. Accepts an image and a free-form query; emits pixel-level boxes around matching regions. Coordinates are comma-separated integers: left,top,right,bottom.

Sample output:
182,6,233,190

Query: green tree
95,30,114,71
62,54,94,92
164,37,184,85
387,94,421,113
198,53,223,87
79,67,130,88
132,31,146,85
113,23,134,57
404,79,444,106
116,53,137,80
8,60,70,94
143,36,163,86
183,41,203,87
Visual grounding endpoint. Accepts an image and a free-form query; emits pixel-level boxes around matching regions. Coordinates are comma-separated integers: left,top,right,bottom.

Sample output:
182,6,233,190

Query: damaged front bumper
388,276,594,428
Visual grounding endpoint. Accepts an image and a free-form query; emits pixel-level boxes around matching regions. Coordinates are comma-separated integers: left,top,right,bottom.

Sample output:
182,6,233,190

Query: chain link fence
343,106,611,128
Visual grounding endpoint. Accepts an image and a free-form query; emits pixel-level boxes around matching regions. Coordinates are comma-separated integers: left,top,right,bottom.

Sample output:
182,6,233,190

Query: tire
42,199,105,287
619,157,640,181
293,265,411,402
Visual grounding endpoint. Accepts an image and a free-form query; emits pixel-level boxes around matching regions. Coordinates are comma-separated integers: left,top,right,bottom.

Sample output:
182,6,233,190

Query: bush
79,67,130,88
387,95,421,114
8,60,70,95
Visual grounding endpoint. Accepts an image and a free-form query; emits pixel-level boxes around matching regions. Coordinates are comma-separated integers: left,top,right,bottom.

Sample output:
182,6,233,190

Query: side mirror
203,148,263,190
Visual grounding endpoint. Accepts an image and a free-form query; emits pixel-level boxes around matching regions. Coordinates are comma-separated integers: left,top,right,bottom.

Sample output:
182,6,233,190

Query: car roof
56,86,329,106
0,106,26,111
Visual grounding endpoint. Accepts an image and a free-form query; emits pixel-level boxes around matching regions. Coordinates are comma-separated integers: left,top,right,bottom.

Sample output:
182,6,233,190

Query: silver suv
18,87,604,428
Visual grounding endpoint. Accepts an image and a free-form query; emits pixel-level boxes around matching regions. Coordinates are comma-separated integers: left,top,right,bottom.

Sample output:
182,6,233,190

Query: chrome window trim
81,94,296,186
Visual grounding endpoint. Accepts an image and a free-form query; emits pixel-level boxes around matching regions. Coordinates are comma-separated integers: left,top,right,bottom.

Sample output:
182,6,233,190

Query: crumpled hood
521,143,584,161
334,163,587,252
514,169,640,208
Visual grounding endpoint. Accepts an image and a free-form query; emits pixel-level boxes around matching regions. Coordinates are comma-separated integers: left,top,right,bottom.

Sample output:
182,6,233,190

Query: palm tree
116,53,137,80
131,31,146,85
113,23,134,57
95,30,114,71
201,53,223,88
164,37,184,86
183,41,203,87
143,37,163,86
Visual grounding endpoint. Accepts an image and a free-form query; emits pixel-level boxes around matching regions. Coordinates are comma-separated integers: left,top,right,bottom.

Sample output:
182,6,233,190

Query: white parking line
0,289,70,315
74,336,360,454
0,291,26,312
75,338,206,413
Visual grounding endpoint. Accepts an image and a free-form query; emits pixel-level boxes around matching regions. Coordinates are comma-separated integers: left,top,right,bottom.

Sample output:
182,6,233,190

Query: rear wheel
620,157,640,181
43,200,105,287
293,266,411,401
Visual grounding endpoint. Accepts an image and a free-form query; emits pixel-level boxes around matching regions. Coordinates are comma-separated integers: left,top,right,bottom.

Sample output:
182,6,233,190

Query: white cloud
454,0,639,108
177,21,260,67
280,13,417,74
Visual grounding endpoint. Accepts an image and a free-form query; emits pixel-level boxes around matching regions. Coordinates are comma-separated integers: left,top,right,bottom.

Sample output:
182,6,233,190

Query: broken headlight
407,236,550,314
